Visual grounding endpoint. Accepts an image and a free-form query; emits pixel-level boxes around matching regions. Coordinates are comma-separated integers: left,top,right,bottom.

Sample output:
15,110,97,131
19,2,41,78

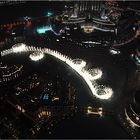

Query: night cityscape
0,0,140,139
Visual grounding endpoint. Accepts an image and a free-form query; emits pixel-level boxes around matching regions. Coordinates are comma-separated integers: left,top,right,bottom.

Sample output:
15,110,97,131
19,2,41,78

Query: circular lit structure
29,52,45,61
94,85,113,100
72,59,86,69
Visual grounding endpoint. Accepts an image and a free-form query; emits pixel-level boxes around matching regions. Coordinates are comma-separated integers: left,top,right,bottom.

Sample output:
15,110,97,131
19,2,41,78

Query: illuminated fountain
95,85,113,100
72,59,86,69
29,52,45,61
86,69,102,81
12,43,27,53
1,43,113,100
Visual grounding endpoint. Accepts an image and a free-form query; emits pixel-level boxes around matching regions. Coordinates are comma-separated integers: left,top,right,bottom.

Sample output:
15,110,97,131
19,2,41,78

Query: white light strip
1,43,113,100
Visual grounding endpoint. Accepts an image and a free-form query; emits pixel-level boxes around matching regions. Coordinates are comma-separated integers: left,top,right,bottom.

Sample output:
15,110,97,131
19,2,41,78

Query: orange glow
26,21,32,27
38,111,51,119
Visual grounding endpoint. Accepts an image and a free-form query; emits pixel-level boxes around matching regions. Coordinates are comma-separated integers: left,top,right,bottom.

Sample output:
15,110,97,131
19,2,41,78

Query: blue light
136,57,140,63
46,11,53,17
37,25,52,34
43,94,49,100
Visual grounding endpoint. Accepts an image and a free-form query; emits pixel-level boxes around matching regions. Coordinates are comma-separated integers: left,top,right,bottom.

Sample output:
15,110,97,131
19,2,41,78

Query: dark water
47,113,130,139
1,50,132,138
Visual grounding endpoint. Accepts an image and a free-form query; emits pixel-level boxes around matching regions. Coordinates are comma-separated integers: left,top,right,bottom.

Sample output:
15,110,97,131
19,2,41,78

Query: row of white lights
1,43,113,100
